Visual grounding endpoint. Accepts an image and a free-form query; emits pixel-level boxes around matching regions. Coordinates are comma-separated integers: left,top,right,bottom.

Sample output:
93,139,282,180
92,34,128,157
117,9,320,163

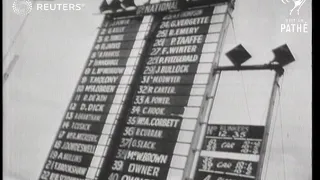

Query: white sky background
3,0,312,180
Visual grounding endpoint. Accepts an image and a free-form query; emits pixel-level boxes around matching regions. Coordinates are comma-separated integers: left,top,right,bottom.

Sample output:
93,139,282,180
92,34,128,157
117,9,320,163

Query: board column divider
96,14,158,180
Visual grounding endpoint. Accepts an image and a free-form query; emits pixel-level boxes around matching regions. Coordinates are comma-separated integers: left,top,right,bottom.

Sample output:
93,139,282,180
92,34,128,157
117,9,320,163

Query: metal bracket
191,147,201,152
275,66,285,76
206,95,214,100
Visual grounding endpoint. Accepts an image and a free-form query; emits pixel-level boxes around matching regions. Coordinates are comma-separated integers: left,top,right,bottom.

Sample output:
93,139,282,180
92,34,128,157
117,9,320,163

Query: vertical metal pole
256,70,283,180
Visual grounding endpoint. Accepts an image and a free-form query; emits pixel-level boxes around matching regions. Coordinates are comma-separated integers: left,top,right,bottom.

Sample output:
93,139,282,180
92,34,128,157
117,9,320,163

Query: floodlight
271,44,295,66
225,44,252,67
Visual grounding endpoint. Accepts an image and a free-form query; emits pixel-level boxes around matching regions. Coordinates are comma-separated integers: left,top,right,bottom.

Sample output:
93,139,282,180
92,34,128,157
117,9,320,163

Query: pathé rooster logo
282,0,306,15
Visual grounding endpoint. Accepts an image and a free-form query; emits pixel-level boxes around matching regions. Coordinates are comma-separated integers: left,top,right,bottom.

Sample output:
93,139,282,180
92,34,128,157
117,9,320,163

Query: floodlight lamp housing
271,44,295,67
225,44,252,67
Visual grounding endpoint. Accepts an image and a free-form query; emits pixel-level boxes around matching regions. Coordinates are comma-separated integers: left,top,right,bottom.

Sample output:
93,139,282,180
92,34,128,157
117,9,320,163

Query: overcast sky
3,0,311,180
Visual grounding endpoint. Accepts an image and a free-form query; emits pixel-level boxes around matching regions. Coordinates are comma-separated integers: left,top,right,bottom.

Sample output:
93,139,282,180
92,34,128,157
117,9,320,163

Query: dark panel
88,58,134,67
136,84,194,95
94,41,136,50
152,34,208,47
46,149,94,167
143,63,201,75
146,54,202,65
126,115,182,129
118,137,178,153
59,121,106,134
162,7,216,20
42,160,88,179
40,170,86,180
67,102,116,114
197,156,258,178
158,15,213,29
75,84,118,94
105,172,166,180
140,74,205,85
72,96,118,109
129,105,185,116
49,140,97,155
80,76,122,85
94,32,140,43
206,124,265,140
195,171,255,180
72,93,118,103
133,94,196,106
202,138,262,155
107,17,143,27
148,44,205,56
90,50,133,59
119,125,181,142
103,23,142,34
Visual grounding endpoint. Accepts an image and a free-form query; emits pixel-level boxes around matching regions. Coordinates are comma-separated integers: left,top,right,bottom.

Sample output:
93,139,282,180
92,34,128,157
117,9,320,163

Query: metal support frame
215,63,285,180
187,63,284,180
187,70,222,180
255,70,283,180
215,64,284,75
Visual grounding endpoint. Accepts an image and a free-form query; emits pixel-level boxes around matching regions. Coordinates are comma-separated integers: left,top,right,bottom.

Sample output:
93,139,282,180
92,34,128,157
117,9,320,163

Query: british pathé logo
281,0,306,15
280,0,308,33
12,0,33,15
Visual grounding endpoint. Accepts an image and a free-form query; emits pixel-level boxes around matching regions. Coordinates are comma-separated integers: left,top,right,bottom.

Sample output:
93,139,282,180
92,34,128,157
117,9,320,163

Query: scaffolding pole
3,55,19,84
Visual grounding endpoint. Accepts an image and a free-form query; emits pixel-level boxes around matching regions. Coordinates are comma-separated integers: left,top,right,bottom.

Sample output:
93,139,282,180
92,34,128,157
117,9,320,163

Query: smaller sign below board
196,156,258,179
202,137,262,155
205,124,265,140
195,171,256,180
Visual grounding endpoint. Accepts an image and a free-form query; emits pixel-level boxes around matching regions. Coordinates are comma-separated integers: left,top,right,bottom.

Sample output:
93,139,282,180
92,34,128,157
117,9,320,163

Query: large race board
39,1,234,180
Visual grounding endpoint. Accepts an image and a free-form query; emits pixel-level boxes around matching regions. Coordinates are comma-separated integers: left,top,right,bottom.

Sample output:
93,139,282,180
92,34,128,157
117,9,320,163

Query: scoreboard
194,124,265,180
39,1,235,180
